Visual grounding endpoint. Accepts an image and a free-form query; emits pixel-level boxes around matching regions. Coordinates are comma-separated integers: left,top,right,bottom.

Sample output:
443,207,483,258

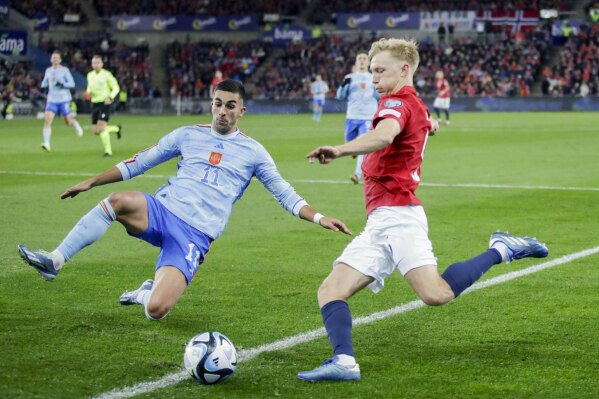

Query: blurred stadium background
1,0,598,118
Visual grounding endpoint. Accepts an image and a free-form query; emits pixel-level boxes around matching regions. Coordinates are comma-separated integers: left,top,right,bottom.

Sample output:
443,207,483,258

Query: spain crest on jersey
209,151,222,165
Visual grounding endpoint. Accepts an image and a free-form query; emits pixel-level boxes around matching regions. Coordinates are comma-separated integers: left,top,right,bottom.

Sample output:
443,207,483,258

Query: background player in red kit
298,38,549,382
433,70,451,125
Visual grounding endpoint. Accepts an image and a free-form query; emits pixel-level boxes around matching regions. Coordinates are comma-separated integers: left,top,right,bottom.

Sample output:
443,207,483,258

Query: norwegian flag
475,10,540,32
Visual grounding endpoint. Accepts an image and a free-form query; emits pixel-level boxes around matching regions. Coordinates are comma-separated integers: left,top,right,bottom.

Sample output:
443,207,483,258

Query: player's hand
430,119,440,136
104,97,113,105
319,217,352,236
341,77,351,87
55,82,65,89
60,181,93,199
307,146,341,164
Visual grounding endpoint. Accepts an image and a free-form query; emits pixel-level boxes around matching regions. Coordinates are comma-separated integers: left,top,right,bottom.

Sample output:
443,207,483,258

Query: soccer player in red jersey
433,70,451,125
298,38,549,382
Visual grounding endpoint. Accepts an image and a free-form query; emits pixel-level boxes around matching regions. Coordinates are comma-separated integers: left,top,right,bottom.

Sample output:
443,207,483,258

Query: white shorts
433,97,450,110
333,206,437,293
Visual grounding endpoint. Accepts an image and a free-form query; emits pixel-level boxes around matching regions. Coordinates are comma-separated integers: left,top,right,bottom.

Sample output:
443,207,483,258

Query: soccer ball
184,331,237,384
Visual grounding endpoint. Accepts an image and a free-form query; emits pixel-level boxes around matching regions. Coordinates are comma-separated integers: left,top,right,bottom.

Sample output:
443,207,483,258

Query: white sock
73,120,83,135
335,354,356,367
43,128,51,145
136,289,151,305
491,241,509,262
51,250,66,269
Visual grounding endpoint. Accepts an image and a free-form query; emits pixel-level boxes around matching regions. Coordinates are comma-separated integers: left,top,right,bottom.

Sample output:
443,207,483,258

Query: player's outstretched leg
489,231,549,262
441,231,548,298
17,245,60,281
298,356,361,382
119,279,154,305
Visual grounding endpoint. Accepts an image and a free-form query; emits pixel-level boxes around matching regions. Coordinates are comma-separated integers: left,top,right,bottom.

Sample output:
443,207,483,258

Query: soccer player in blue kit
336,52,378,184
40,51,83,151
18,80,352,321
310,74,329,122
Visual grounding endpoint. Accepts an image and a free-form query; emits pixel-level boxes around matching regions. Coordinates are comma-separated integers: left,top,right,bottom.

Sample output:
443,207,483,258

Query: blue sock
56,199,116,261
441,249,502,297
445,110,450,121
321,300,354,357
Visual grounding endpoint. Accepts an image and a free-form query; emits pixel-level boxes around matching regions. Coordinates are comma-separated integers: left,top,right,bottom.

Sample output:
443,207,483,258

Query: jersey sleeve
116,128,184,180
254,145,307,216
108,72,120,100
372,97,409,131
41,70,49,88
336,75,350,100
64,68,75,89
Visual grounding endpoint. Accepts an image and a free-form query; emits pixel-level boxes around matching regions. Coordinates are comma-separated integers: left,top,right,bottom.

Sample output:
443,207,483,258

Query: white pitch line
92,246,599,399
2,170,599,192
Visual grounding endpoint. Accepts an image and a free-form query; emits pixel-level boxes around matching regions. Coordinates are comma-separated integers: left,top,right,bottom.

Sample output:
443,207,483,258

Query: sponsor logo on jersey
209,151,222,165
384,99,403,108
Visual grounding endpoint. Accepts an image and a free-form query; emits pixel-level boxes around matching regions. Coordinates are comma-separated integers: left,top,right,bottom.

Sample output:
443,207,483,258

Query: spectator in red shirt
210,70,224,98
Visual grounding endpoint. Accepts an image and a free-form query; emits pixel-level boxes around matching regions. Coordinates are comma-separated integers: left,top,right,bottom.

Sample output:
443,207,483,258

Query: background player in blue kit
40,51,83,151
336,52,379,184
310,74,329,122
18,79,351,321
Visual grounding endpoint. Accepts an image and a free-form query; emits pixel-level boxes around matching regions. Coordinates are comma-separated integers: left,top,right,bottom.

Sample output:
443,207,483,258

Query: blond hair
368,38,420,72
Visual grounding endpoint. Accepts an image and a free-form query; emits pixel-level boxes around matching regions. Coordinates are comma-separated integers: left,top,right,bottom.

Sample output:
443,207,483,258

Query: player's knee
419,289,453,306
107,192,139,216
317,279,349,305
107,192,126,213
145,299,172,321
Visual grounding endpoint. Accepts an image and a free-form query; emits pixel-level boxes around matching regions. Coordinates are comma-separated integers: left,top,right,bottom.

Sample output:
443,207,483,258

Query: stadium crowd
166,39,270,98
13,0,86,25
93,0,307,17
6,0,598,104
308,0,573,24
417,27,551,97
544,22,599,96
245,27,551,100
0,59,42,104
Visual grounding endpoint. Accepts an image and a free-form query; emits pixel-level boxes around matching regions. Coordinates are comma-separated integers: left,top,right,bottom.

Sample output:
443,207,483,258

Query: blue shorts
131,193,213,285
313,98,325,107
45,102,71,116
344,119,371,142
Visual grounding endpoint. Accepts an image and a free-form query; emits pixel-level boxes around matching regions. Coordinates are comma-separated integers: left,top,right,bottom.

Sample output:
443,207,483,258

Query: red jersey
361,86,433,214
436,78,451,98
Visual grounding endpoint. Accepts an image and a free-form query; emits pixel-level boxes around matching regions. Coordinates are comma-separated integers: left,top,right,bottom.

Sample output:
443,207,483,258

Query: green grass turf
1,112,598,398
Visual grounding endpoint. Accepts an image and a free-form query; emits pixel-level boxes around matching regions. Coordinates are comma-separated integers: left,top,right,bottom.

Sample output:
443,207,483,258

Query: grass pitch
1,112,598,398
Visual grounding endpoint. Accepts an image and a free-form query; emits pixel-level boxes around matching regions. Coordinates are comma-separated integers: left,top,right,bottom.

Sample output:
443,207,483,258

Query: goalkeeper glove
341,77,352,87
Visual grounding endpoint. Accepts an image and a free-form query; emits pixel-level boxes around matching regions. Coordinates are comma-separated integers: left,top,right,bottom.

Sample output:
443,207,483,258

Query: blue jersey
41,65,75,103
116,125,308,239
336,72,378,120
311,80,329,101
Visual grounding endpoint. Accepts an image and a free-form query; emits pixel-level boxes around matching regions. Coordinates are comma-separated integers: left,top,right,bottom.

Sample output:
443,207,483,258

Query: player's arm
41,71,49,89
336,76,351,100
63,69,76,89
298,204,352,235
440,80,450,96
60,167,123,199
307,118,401,164
103,73,120,104
254,148,351,235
